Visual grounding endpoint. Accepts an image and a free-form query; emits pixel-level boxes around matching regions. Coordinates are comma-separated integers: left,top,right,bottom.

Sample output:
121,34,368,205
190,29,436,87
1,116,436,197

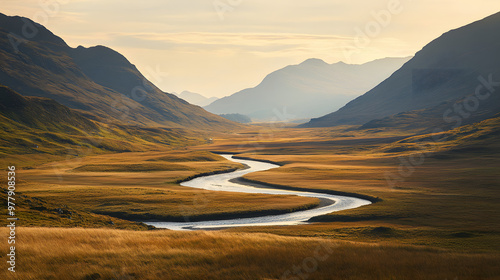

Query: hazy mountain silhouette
204,57,410,121
219,113,252,124
304,12,500,128
176,91,218,107
0,13,238,130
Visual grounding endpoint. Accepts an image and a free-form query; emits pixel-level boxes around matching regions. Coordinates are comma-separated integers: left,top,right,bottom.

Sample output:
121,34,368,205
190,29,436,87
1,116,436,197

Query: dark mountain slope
304,12,500,127
0,13,238,130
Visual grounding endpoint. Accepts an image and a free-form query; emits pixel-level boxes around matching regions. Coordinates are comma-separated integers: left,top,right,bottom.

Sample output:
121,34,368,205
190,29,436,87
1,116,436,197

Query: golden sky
3,0,500,98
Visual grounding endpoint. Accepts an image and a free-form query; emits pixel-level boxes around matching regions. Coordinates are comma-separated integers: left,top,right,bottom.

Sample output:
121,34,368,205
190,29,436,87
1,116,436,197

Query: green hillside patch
72,163,190,172
147,151,225,162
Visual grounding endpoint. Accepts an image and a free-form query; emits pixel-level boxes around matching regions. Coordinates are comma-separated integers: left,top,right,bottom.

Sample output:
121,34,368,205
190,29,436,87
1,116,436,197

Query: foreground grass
1,227,498,280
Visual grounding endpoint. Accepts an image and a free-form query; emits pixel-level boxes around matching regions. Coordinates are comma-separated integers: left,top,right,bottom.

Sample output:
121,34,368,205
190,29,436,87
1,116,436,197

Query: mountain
304,12,500,128
219,113,252,124
0,84,196,156
204,57,411,121
359,88,500,132
176,91,218,107
0,13,238,131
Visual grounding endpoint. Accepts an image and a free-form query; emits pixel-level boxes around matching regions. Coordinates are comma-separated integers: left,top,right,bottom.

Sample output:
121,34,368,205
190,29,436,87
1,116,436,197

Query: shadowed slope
0,13,239,130
305,12,500,128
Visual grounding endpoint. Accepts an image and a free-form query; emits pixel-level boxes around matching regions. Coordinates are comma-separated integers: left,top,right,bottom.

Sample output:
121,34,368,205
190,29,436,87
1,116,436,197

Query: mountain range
0,13,238,131
2,11,500,137
175,91,218,107
204,57,411,121
304,12,500,129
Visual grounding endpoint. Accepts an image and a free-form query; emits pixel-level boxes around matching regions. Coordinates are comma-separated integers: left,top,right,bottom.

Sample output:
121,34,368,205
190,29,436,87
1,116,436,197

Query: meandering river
144,154,371,230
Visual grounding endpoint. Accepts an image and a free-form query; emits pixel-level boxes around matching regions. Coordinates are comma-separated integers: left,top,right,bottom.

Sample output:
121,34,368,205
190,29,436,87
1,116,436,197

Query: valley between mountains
0,10,499,280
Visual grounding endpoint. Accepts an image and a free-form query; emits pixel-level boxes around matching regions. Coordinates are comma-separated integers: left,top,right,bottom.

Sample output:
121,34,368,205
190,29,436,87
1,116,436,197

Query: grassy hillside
0,85,202,165
360,87,500,133
377,113,500,155
0,85,97,133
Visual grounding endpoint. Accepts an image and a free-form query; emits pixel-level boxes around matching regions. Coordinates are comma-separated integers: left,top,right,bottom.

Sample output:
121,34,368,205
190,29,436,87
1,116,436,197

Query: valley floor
1,122,499,279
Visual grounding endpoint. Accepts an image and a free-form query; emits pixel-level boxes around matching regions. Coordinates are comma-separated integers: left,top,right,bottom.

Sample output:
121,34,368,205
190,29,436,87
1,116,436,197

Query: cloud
4,0,500,97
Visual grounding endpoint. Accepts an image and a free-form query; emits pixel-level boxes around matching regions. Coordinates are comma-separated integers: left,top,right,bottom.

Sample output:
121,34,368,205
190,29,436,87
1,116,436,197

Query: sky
3,0,500,98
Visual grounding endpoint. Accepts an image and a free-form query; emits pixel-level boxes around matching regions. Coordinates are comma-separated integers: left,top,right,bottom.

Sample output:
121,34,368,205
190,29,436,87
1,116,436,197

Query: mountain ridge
176,91,218,107
0,12,239,131
304,11,500,128
204,57,411,121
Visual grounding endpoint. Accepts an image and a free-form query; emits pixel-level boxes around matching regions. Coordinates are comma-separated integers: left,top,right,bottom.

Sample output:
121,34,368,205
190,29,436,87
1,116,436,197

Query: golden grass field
1,120,499,279
3,150,320,226
0,227,498,280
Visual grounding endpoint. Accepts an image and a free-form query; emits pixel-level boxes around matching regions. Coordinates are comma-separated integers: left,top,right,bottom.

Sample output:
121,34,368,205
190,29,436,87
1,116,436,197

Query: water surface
145,154,371,230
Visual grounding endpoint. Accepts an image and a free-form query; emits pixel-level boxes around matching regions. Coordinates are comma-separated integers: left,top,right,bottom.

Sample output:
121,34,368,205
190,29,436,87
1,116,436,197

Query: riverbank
144,155,371,230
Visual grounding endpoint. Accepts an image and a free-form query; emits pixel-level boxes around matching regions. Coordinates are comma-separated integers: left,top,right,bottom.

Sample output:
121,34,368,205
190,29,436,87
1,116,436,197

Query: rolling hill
0,85,198,157
176,91,218,107
0,84,97,133
0,13,238,131
304,12,500,128
204,57,410,121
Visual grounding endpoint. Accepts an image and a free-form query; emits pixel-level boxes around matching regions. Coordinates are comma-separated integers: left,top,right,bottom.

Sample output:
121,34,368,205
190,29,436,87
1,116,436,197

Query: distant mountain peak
205,57,410,121
178,91,218,107
299,58,328,66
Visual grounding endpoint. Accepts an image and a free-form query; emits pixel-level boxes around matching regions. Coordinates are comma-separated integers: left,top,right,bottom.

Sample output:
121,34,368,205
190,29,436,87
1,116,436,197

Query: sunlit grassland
201,120,500,252
0,189,151,230
0,227,498,280
2,118,499,279
12,150,320,223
